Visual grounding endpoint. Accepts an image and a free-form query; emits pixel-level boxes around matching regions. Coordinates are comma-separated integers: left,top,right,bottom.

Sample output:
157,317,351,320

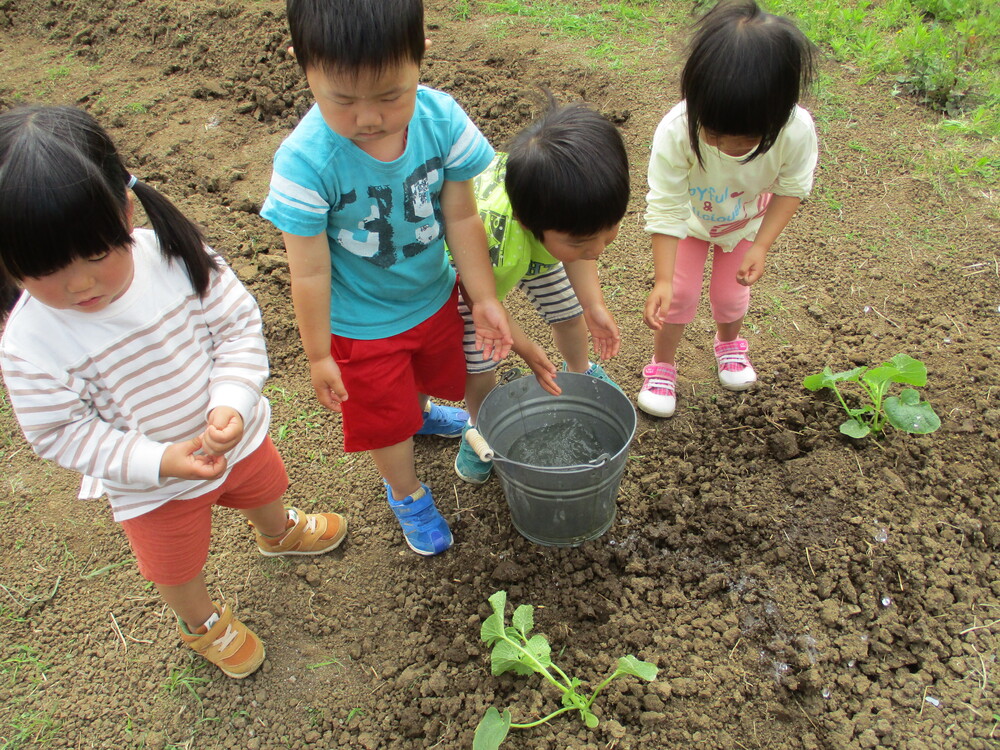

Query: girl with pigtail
0,105,346,679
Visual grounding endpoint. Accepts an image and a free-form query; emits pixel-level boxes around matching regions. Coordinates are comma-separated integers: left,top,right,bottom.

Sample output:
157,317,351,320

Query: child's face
540,223,620,263
20,247,134,313
306,62,420,161
700,129,761,158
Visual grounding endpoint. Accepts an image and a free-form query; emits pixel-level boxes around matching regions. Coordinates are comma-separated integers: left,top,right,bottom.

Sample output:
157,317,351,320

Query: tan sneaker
256,507,347,557
178,603,265,679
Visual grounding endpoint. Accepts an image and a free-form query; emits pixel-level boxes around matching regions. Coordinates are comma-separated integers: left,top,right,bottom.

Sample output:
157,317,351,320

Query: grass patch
770,0,1000,135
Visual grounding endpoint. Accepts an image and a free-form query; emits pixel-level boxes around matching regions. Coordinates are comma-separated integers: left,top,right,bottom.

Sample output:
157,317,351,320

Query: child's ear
425,38,432,51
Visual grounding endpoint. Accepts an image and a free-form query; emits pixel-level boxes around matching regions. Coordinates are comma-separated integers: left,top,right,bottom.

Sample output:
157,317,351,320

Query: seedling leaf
840,419,871,438
615,655,659,681
524,634,552,668
488,590,508,618
512,604,533,637
802,366,839,390
481,614,505,645
884,389,940,434
886,354,927,386
491,641,535,676
474,708,511,750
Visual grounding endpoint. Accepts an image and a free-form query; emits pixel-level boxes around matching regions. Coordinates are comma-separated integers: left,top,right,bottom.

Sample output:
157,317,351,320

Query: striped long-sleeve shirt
0,228,272,521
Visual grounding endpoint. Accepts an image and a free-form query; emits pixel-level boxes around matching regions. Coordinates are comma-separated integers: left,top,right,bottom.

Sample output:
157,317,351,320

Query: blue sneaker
385,483,453,556
455,423,493,484
563,361,623,392
414,402,468,438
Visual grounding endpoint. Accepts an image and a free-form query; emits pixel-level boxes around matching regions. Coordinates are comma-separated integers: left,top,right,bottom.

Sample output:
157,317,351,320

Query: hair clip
126,174,138,189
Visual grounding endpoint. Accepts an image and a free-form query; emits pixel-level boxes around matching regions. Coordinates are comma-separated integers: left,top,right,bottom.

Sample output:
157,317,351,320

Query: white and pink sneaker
714,337,757,391
637,360,677,417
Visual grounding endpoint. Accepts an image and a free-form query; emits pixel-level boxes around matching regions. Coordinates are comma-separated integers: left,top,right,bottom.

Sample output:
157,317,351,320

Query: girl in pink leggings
638,0,818,418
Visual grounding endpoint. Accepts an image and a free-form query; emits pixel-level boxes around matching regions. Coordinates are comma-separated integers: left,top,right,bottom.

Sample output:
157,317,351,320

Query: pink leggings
665,237,752,325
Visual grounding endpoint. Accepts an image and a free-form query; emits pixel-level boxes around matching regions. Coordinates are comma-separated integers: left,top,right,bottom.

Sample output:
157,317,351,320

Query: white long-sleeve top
0,228,271,521
645,101,818,250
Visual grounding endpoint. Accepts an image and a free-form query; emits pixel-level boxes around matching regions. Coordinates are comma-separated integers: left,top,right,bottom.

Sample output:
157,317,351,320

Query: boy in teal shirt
262,0,512,555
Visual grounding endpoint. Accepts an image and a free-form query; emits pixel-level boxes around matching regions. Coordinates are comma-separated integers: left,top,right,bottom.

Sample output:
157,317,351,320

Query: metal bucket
469,372,637,546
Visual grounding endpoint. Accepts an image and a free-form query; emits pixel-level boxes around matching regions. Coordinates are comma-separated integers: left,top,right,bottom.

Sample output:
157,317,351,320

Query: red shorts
331,285,466,452
120,437,289,586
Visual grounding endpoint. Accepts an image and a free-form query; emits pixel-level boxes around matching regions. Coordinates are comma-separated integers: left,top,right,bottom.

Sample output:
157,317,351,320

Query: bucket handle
465,427,612,473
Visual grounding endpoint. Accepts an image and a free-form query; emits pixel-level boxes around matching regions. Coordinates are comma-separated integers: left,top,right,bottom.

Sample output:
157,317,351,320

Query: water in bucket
507,418,606,466
476,372,637,546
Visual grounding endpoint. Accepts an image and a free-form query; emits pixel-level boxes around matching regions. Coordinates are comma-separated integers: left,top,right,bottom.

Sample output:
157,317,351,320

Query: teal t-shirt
474,153,560,299
262,86,494,339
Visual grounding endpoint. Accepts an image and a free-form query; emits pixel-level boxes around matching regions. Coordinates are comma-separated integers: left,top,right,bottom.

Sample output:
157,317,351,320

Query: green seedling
803,353,941,438
474,590,657,750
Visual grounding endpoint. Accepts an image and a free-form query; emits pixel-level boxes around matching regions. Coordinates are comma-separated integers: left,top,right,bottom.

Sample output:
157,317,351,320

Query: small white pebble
925,696,941,707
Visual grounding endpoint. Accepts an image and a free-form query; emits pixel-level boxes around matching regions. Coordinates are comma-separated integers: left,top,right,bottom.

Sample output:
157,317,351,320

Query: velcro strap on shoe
388,492,435,519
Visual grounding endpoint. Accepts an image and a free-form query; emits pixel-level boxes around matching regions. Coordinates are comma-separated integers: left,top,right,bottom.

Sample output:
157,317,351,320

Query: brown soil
1,2,999,749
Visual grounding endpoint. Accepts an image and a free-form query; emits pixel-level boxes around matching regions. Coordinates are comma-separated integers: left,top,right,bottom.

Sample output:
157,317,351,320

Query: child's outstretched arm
736,195,801,287
563,261,620,361
643,233,679,331
282,231,349,412
441,179,513,362
507,317,561,397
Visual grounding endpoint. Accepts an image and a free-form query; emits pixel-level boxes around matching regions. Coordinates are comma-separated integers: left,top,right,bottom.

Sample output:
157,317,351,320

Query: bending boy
263,0,511,555
454,101,630,484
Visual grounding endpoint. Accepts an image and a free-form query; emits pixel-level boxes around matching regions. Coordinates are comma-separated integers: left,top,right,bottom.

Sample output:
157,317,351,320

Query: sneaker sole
257,537,346,557
637,396,675,418
257,521,348,557
454,457,492,485
404,531,454,556
219,646,266,679
415,430,464,438
719,380,756,392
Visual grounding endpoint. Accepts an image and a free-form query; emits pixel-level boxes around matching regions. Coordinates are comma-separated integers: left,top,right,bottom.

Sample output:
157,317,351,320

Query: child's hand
643,280,673,331
583,306,621,360
737,245,767,286
523,345,561,397
472,298,513,362
310,356,349,412
160,437,228,480
201,407,244,455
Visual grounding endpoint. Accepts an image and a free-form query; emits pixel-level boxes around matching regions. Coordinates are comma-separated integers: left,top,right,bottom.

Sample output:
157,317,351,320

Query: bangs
0,134,131,280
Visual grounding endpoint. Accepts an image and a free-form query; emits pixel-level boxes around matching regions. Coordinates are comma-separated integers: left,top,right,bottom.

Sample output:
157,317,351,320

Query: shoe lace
717,350,750,372
643,365,675,395
213,624,239,651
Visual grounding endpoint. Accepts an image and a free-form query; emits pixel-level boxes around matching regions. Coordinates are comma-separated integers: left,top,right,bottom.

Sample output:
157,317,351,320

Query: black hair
286,0,425,76
504,100,630,241
0,105,216,320
682,0,815,166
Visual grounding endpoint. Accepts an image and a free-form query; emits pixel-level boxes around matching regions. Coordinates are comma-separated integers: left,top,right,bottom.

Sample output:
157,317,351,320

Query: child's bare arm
507,316,560,396
644,233,679,331
282,231,349,411
441,179,513,361
737,195,801,287
563,261,620,361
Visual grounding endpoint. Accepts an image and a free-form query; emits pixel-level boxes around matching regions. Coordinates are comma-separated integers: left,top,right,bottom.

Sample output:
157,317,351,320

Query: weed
306,657,343,670
0,645,50,684
163,662,209,703
2,709,61,749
